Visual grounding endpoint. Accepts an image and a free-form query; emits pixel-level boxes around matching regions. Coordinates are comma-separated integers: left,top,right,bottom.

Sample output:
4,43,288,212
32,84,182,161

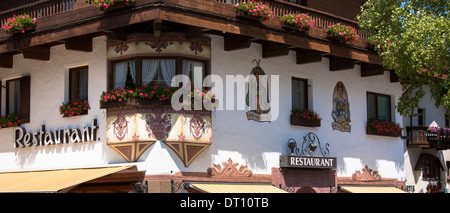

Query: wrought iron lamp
287,138,297,155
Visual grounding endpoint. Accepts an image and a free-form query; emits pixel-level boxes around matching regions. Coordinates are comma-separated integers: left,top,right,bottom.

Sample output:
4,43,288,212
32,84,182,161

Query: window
367,92,391,122
69,66,88,101
111,57,207,89
423,159,441,180
292,77,308,110
417,108,425,126
6,76,30,123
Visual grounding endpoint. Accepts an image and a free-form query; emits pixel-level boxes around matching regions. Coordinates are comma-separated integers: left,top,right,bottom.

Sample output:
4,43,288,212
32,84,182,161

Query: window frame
5,76,31,123
291,77,309,111
108,56,210,90
366,92,392,122
69,66,89,101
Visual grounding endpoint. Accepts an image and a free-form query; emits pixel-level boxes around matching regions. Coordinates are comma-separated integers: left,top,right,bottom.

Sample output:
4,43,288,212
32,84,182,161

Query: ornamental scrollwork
288,132,330,157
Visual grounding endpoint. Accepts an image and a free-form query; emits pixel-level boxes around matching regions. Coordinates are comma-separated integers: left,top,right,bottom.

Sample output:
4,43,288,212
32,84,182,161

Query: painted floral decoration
327,23,359,43
235,1,274,22
1,14,36,36
291,109,322,121
0,114,21,128
366,120,401,135
92,0,136,10
282,12,315,31
59,99,90,117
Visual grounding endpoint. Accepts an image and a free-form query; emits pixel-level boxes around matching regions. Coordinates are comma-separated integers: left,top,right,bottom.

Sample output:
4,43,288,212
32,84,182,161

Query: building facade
403,86,450,193
0,0,411,193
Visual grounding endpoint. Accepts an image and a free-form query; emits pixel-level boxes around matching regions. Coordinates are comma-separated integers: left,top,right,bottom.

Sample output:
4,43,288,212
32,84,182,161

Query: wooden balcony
405,126,450,150
0,0,387,78
0,0,367,38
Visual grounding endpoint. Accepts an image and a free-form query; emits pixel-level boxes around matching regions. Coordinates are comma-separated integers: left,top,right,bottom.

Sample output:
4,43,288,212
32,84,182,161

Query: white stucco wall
0,34,406,181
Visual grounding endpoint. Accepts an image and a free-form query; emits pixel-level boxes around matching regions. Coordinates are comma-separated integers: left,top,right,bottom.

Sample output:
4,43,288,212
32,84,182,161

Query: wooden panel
223,33,252,51
0,54,13,68
329,56,355,71
65,35,92,52
23,45,50,61
260,41,290,58
296,48,325,64
360,63,384,77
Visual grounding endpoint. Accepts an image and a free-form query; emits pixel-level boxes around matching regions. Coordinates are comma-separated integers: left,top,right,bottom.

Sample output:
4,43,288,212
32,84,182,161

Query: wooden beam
223,33,252,51
106,30,128,41
0,54,13,68
360,63,384,77
390,70,399,83
23,46,50,61
186,26,205,40
65,35,93,52
329,56,355,71
260,41,290,58
154,19,162,39
296,49,325,64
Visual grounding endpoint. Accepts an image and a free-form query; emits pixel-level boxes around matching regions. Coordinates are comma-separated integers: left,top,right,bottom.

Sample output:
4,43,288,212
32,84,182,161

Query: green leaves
357,0,450,116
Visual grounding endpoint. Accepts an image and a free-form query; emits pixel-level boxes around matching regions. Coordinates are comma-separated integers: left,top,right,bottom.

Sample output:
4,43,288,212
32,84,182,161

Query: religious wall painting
246,59,271,122
331,81,351,132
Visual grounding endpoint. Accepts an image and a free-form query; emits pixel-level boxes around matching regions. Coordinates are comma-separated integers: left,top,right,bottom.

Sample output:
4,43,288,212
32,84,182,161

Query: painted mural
106,106,212,166
331,81,351,132
246,59,271,122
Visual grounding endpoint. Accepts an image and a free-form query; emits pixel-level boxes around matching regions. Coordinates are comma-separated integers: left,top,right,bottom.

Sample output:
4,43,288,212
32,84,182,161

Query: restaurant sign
281,132,336,169
280,155,337,169
14,119,98,148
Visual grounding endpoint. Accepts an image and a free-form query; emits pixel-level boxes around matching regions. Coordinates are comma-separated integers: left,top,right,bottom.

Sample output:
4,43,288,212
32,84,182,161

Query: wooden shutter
19,76,30,123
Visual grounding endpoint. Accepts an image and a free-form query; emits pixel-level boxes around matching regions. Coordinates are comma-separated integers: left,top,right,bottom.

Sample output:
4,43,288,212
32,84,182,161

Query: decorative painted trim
352,165,382,181
107,33,211,59
114,42,129,55
145,38,172,54
189,42,204,55
207,158,253,177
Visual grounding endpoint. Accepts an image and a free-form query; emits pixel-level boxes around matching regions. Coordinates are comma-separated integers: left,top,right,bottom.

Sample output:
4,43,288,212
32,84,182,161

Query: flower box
281,12,315,34
59,99,90,117
99,86,217,110
281,22,309,35
290,109,322,127
326,23,359,44
290,115,321,127
100,96,171,109
235,9,262,23
10,24,35,36
93,0,136,11
2,14,37,36
0,114,21,128
366,126,401,137
366,120,402,137
234,1,274,23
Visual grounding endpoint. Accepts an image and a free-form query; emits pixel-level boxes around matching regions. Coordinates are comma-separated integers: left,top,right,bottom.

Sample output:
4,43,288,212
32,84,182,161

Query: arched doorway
296,186,316,193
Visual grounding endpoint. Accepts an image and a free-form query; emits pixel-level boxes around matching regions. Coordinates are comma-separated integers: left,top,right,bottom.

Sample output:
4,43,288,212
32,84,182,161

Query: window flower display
1,14,36,36
327,23,359,44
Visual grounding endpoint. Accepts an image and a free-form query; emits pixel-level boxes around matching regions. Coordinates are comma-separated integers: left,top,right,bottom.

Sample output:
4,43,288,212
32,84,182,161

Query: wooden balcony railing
0,0,92,26
213,0,368,39
405,126,450,150
0,0,369,39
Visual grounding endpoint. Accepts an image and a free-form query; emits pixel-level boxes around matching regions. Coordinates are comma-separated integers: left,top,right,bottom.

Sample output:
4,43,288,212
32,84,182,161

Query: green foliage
357,0,450,116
